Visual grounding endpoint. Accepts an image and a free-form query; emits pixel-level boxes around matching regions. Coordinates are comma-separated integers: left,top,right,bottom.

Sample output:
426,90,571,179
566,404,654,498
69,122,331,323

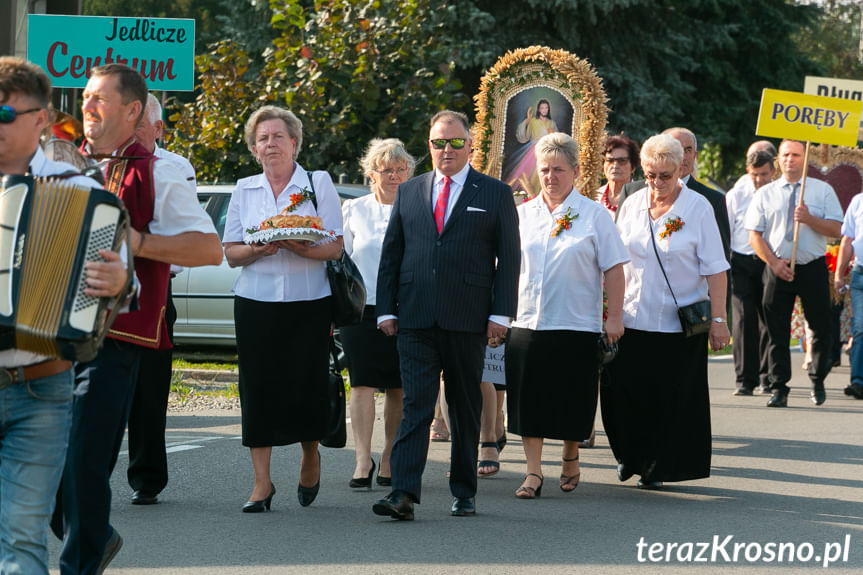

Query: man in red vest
50,64,222,575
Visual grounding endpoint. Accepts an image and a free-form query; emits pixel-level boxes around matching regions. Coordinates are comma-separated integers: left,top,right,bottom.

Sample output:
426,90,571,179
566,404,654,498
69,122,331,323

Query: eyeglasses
0,105,42,124
375,167,408,177
604,156,630,165
644,172,676,182
429,138,466,150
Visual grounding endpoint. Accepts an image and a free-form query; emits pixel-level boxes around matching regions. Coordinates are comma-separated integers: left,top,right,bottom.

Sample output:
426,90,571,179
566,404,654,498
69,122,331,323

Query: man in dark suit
372,110,520,520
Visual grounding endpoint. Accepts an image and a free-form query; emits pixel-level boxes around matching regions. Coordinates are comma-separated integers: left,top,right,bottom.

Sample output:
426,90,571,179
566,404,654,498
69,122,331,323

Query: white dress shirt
432,162,470,226
223,165,343,303
743,176,842,264
725,174,757,255
841,192,863,260
342,194,392,306
617,185,729,333
513,189,629,332
154,144,196,185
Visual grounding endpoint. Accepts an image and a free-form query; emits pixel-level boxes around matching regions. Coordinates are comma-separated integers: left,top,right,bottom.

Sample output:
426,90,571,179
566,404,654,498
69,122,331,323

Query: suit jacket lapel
441,168,480,235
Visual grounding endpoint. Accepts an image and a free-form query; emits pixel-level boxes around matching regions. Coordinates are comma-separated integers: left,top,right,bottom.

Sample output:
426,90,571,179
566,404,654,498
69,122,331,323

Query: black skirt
339,305,401,389
600,329,712,482
234,295,331,447
505,328,600,441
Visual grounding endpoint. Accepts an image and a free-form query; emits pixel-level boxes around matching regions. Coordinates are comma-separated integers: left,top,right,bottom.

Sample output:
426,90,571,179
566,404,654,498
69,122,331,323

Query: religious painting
472,46,608,199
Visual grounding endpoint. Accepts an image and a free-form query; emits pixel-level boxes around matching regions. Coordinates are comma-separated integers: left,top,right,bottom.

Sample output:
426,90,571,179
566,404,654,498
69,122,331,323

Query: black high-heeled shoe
298,450,321,507
242,483,275,513
349,458,376,489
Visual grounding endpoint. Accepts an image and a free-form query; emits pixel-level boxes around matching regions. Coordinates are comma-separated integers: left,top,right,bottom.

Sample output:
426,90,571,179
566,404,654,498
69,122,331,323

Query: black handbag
326,251,366,327
307,172,367,327
648,214,712,337
320,338,347,449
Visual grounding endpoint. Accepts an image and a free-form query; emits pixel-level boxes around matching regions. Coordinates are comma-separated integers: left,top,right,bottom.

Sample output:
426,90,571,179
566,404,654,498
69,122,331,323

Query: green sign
27,14,195,91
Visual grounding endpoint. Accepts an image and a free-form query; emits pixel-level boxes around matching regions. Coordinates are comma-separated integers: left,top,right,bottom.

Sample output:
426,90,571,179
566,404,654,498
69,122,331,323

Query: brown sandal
515,473,544,499
560,455,580,492
430,418,450,442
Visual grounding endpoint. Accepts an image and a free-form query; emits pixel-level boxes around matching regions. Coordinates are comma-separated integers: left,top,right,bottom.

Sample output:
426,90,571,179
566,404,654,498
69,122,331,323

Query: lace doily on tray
244,227,336,245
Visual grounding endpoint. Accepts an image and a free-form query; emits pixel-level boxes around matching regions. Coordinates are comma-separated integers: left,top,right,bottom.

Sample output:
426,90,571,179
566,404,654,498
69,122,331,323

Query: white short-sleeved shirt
154,144,196,185
0,147,107,368
342,194,391,306
223,165,344,302
617,185,730,333
841,192,863,259
725,174,757,255
743,176,842,264
513,190,629,332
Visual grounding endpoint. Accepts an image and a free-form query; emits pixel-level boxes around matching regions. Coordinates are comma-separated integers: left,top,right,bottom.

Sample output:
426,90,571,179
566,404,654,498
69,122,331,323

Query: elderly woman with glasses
596,134,640,217
223,106,343,512
506,132,629,499
601,134,730,489
340,138,415,489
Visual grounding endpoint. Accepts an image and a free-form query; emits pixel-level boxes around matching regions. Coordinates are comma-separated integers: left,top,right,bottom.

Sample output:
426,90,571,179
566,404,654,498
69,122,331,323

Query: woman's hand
708,320,731,351
272,239,313,255
604,315,624,344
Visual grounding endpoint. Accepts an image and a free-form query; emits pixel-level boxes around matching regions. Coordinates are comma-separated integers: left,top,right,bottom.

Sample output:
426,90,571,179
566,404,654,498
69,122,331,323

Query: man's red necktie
434,176,451,234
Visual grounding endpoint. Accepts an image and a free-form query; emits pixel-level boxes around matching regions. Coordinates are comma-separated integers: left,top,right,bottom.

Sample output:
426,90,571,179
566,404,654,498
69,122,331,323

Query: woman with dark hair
596,134,639,217
223,105,343,512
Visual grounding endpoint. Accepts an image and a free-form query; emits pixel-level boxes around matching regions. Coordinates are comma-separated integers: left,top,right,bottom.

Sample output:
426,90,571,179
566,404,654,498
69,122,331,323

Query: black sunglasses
0,105,42,124
430,138,467,150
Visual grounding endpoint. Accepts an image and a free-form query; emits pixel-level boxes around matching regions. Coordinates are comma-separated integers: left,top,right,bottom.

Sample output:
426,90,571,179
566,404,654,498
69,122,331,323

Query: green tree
796,0,863,79
171,0,485,181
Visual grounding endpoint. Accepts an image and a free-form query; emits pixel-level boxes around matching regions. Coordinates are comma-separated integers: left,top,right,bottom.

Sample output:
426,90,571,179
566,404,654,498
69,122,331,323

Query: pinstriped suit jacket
376,168,520,333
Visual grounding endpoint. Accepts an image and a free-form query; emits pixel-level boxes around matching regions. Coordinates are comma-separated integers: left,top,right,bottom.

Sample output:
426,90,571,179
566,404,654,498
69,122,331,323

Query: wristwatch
712,317,725,323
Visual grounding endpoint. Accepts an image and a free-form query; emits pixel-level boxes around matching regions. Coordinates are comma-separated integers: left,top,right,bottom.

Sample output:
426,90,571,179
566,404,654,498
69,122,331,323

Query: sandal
560,454,581,492
477,442,500,477
430,418,450,442
497,433,507,453
515,473,544,499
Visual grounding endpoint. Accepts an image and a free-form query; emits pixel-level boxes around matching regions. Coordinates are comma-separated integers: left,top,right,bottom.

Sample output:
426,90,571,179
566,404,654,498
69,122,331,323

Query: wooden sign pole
789,140,811,274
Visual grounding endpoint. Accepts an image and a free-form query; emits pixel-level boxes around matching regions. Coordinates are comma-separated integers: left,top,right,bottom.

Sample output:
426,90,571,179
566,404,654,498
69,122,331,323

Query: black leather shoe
844,383,863,399
349,458,375,489
298,451,321,507
636,479,663,490
243,483,275,513
372,490,414,520
131,490,158,505
810,383,826,406
96,528,123,575
617,463,634,482
451,497,476,517
766,389,789,407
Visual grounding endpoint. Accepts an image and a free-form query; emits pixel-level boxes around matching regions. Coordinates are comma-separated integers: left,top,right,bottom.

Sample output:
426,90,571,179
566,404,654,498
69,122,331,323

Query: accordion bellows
0,175,130,362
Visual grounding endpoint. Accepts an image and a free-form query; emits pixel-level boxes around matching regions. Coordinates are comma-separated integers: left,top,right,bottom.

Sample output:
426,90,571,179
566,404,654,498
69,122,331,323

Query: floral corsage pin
284,188,314,213
658,216,684,240
551,207,578,237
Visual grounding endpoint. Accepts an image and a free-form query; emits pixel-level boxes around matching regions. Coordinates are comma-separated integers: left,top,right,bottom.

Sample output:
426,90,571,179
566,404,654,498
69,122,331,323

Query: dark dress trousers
376,168,520,503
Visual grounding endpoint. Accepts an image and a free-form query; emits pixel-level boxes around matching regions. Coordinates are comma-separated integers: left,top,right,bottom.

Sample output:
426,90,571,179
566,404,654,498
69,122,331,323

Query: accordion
0,175,131,362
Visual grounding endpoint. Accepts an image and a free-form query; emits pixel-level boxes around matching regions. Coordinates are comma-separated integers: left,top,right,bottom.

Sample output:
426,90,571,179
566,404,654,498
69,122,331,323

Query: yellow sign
755,88,862,147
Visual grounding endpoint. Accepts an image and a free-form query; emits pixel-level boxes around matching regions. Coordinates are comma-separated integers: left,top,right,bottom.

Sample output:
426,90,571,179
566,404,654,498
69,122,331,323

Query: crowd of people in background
1,52,861,574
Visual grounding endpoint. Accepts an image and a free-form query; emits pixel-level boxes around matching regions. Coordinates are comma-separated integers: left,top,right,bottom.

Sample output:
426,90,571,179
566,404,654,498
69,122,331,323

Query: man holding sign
743,140,842,407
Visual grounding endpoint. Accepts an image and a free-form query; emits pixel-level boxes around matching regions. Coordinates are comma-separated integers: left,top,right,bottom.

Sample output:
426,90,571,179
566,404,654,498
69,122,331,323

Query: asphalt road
49,351,863,574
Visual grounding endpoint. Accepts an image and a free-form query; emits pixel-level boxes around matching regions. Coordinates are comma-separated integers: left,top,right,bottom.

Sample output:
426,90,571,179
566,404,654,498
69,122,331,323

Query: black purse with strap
307,172,367,327
320,338,347,448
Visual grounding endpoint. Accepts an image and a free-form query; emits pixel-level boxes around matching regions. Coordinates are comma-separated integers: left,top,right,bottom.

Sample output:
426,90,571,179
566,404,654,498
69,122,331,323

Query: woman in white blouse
601,134,730,489
506,133,629,499
340,139,415,488
223,106,343,512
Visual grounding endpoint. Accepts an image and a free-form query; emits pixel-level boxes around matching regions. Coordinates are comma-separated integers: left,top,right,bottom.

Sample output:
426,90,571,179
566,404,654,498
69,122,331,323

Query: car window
203,195,230,240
